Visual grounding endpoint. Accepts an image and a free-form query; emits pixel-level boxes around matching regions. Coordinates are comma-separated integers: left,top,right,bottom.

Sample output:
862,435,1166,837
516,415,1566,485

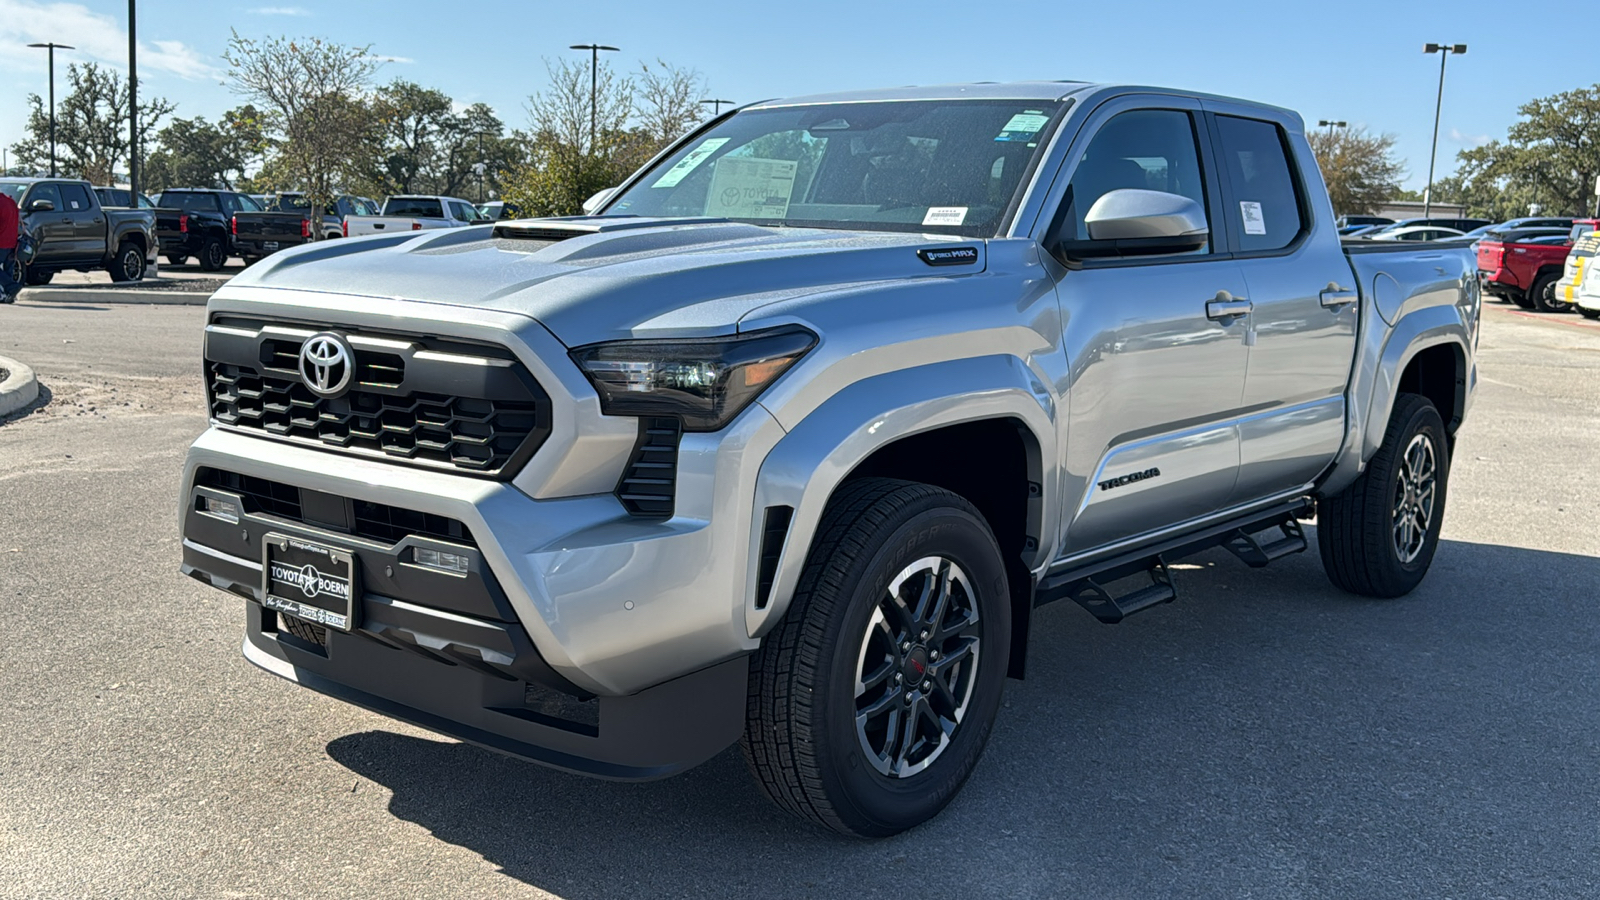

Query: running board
1066,560,1176,624
1035,498,1313,624
1223,518,1307,567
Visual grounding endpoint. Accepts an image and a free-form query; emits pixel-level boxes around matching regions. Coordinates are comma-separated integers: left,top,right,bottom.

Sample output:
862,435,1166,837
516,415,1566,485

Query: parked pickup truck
179,82,1479,837
152,188,266,271
342,194,486,235
1476,225,1587,312
231,195,379,263
0,177,158,283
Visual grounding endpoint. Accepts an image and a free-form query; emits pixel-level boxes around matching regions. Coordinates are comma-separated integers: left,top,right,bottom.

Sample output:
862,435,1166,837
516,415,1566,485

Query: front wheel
1578,306,1600,320
24,267,53,286
1318,393,1450,597
742,478,1011,837
108,241,146,282
165,254,188,267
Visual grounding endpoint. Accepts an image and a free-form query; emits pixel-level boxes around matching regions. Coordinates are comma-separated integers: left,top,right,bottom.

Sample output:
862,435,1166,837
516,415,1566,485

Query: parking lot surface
1,300,1597,898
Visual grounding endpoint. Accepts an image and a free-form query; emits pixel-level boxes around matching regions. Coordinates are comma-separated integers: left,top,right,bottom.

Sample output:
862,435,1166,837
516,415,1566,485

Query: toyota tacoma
179,82,1479,837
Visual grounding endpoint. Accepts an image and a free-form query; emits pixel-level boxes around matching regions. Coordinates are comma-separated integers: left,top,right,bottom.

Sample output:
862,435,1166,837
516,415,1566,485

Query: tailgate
1476,241,1504,273
235,213,305,241
347,216,418,234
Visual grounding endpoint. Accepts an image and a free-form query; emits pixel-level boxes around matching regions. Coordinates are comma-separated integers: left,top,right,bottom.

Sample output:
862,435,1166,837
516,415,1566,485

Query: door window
58,183,93,212
1214,115,1305,252
1061,109,1210,252
24,183,62,213
449,201,478,222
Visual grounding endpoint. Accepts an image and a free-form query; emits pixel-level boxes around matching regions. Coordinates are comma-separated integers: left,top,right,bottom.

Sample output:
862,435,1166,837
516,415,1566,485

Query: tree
145,106,268,191
635,60,705,147
1306,127,1405,217
1431,85,1600,219
10,62,174,183
223,31,381,224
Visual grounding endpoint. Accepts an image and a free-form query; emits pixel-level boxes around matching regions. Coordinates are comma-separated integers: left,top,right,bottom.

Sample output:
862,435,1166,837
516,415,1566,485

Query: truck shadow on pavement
326,535,1600,898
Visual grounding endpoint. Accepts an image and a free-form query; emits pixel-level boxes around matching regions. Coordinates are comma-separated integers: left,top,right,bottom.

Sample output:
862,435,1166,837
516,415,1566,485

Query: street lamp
568,43,620,151
1318,119,1347,139
1422,42,1467,217
129,0,139,197
701,98,735,116
27,41,75,177
474,130,495,203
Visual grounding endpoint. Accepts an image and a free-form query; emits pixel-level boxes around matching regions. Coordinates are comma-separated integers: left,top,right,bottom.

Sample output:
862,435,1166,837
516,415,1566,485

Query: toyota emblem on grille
299,333,354,398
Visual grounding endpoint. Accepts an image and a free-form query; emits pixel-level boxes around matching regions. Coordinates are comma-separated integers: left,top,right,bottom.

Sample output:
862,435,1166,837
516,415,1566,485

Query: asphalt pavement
0,299,1597,898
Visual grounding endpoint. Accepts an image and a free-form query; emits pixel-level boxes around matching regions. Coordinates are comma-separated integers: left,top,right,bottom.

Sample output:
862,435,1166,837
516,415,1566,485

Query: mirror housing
1055,189,1208,260
27,198,55,213
581,187,618,215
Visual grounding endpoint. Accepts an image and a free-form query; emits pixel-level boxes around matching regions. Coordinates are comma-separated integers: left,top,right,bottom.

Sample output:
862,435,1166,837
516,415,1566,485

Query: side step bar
1035,499,1313,625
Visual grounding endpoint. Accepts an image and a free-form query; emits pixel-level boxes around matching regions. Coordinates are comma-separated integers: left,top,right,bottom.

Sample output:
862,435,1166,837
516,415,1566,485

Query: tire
197,236,226,271
1578,306,1600,320
24,267,53,286
166,254,188,267
1530,271,1570,313
742,477,1011,837
1512,290,1535,310
1318,393,1450,598
108,241,145,282
240,255,260,267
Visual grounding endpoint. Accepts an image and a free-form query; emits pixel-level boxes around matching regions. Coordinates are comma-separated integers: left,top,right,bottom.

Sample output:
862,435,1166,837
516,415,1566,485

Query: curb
0,355,40,419
21,287,210,306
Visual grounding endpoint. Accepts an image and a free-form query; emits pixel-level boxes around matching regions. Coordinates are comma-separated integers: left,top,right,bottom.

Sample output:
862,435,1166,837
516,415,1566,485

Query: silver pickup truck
178,82,1478,837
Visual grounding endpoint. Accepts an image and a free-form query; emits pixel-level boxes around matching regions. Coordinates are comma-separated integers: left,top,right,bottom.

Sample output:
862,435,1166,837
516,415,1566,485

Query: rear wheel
197,237,226,272
166,254,188,267
742,478,1011,837
24,267,53,286
1530,271,1570,313
1318,393,1450,598
108,241,146,282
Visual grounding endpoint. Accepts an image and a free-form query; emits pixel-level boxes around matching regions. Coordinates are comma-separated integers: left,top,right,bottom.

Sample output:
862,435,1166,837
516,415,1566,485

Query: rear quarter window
1214,115,1306,253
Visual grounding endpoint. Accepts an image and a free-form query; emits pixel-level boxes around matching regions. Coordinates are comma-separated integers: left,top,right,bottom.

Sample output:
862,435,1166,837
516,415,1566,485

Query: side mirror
1057,189,1208,260
581,187,617,215
27,198,54,213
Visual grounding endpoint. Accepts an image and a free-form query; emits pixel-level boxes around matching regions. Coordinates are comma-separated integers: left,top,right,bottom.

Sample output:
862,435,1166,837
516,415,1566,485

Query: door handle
1206,298,1252,321
1320,286,1357,308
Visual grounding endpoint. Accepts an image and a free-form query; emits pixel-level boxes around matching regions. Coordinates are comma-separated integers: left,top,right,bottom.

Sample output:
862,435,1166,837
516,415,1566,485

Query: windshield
0,181,29,204
155,192,220,213
385,197,444,218
604,100,1064,237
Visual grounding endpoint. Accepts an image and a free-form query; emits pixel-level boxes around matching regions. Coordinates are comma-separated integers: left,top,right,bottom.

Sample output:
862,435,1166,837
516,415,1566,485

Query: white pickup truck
342,195,488,236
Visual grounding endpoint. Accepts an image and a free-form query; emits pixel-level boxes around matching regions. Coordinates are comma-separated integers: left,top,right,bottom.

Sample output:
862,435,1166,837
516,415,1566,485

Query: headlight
570,326,817,431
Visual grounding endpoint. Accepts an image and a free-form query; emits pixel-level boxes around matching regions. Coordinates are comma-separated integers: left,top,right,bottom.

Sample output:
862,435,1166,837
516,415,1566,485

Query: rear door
1203,105,1358,503
1044,97,1253,554
59,183,103,258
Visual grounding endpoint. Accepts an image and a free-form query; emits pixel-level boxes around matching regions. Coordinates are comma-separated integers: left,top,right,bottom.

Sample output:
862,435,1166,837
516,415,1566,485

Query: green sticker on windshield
652,138,730,188
995,111,1049,142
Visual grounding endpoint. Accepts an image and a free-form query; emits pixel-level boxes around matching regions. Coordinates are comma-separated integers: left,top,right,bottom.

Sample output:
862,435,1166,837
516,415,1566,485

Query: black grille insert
198,467,476,548
206,318,550,478
616,417,681,517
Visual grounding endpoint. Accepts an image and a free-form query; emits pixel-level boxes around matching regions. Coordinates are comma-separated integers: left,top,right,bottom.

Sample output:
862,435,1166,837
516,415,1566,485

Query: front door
21,183,72,264
1047,101,1252,555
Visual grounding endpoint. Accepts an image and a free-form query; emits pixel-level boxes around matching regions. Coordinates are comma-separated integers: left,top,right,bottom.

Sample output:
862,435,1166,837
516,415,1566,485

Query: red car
1478,219,1600,312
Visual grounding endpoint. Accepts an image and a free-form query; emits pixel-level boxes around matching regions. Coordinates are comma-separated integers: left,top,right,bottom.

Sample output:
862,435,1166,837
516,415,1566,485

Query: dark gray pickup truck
0,177,158,284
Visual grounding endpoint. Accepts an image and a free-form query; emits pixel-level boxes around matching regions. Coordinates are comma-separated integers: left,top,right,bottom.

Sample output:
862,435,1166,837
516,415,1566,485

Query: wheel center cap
902,646,930,684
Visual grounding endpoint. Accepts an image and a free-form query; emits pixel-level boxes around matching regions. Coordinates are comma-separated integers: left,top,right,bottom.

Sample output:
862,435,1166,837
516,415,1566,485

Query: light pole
568,44,620,152
474,130,494,203
1422,42,1467,217
1318,119,1346,140
128,0,139,197
701,98,734,116
27,42,74,177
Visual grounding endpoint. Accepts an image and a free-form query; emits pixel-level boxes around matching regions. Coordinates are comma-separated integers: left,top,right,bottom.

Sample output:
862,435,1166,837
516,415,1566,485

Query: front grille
198,467,476,548
205,318,551,477
616,417,681,517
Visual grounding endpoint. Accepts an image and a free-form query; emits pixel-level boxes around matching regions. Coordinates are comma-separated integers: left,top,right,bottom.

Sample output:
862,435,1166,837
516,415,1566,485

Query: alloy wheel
853,555,982,778
1391,432,1437,564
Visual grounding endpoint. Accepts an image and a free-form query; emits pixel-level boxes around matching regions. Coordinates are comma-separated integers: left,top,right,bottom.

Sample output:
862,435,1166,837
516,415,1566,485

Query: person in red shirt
0,191,19,303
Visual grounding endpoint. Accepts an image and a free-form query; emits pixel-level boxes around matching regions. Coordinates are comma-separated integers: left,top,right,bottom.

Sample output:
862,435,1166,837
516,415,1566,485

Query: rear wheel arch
1396,341,1465,436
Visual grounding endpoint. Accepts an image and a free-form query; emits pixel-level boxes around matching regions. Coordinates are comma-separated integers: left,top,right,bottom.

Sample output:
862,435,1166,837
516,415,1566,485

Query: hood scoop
492,216,730,243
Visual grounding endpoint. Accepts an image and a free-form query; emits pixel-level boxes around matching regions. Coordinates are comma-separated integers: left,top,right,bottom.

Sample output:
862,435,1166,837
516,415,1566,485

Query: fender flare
744,354,1058,639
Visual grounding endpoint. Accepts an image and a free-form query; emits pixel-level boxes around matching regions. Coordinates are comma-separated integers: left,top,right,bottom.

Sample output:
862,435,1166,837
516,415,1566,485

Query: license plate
262,534,358,631
263,241,280,251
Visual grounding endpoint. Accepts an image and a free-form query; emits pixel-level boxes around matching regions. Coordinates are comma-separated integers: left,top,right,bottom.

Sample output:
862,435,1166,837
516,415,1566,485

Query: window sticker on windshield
994,111,1050,142
705,157,797,219
922,206,968,227
1240,201,1268,235
652,138,731,188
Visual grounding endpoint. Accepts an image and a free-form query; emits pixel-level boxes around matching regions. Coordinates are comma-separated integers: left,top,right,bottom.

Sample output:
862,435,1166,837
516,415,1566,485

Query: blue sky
0,0,1585,189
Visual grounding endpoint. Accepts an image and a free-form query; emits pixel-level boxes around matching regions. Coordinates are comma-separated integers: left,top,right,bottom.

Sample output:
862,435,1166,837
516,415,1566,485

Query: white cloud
0,0,217,79
375,55,414,64
249,6,312,15
1448,128,1491,148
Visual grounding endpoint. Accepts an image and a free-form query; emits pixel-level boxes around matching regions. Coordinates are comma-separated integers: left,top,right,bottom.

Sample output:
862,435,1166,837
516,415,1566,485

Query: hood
222,217,988,346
